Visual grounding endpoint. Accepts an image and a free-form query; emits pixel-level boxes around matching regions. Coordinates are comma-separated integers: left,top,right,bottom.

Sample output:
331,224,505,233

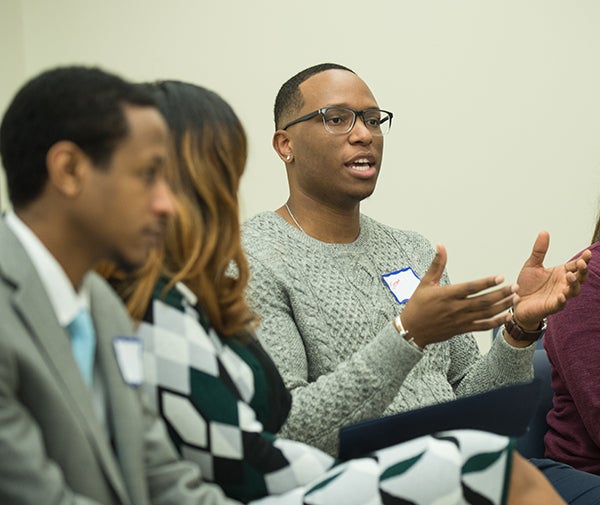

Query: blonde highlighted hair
102,81,257,338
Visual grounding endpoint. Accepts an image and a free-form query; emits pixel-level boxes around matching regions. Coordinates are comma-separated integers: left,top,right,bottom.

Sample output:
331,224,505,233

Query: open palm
514,231,591,329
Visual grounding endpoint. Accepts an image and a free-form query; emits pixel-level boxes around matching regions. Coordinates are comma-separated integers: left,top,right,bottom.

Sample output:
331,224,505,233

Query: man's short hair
273,63,355,130
0,66,157,208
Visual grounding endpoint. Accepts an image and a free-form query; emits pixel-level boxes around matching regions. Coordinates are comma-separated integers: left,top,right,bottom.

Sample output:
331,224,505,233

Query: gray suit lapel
90,278,148,505
0,221,131,505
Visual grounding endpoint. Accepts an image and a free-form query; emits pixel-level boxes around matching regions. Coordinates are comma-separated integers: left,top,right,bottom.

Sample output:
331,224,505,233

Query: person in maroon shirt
539,216,600,502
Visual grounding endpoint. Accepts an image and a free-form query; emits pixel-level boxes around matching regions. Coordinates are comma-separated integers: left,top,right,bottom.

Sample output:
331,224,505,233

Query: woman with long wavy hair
101,80,565,505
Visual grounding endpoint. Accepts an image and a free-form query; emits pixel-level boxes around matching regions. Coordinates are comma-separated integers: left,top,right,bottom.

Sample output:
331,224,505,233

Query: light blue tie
67,309,96,386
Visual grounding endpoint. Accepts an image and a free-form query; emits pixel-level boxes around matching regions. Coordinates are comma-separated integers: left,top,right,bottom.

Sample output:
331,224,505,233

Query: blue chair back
515,348,553,458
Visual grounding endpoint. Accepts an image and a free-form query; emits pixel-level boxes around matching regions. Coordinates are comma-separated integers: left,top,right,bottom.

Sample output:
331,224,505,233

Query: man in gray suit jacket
0,66,239,505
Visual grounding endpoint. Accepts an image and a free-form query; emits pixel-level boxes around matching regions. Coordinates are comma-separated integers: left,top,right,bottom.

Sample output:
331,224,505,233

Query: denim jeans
530,457,600,504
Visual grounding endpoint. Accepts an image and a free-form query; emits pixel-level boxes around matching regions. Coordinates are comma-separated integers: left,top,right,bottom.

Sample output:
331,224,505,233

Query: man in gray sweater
242,63,590,456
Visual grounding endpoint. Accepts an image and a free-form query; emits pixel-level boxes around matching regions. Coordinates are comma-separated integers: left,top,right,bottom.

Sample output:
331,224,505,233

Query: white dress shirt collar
5,211,90,326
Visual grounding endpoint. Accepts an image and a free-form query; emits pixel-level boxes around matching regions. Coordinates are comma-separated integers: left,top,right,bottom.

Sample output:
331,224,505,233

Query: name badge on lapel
382,267,421,304
113,336,143,386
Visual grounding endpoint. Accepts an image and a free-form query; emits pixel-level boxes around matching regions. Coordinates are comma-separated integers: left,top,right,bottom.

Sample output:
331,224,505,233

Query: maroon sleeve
544,243,600,466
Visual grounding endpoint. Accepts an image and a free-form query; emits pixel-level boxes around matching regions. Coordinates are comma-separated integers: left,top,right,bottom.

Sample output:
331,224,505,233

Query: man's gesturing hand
400,244,517,348
512,231,591,331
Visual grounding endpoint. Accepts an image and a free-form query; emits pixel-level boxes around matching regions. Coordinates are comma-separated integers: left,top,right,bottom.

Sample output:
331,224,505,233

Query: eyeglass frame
280,106,394,136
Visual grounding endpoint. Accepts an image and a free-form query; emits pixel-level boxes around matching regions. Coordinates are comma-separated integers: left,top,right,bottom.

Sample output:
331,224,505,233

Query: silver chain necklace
285,203,306,234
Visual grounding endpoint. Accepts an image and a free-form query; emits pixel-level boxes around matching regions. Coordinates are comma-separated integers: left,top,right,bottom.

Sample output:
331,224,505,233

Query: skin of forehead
298,70,380,113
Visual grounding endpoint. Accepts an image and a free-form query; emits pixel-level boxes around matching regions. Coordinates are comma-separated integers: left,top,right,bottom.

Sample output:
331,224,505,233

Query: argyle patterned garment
138,280,513,504
138,280,332,502
254,430,513,505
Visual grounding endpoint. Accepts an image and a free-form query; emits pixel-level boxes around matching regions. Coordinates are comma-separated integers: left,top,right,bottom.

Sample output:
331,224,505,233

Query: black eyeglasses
281,106,393,136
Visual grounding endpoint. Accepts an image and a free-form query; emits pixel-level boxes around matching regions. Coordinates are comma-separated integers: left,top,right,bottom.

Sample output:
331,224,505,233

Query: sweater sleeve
446,330,535,397
246,252,423,456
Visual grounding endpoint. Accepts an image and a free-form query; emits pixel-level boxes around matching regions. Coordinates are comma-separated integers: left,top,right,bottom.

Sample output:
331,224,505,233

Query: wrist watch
504,310,547,342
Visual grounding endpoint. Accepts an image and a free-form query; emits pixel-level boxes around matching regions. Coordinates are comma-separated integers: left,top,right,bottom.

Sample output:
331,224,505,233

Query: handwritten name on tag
382,267,421,304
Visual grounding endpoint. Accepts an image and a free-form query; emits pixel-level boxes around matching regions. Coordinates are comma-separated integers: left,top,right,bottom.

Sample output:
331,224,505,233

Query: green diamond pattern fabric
138,281,514,504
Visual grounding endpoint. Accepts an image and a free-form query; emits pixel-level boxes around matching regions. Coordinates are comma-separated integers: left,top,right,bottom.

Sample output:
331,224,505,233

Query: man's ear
273,130,294,163
45,141,88,197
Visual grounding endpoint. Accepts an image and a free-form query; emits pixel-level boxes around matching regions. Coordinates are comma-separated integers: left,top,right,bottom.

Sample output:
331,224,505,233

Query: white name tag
382,267,421,304
113,336,143,386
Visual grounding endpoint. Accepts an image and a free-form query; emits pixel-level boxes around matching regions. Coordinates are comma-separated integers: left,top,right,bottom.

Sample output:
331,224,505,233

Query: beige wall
0,0,25,211
3,1,600,315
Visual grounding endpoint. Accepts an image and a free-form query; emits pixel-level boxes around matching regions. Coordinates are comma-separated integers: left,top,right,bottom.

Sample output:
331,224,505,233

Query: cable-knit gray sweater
242,212,535,455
